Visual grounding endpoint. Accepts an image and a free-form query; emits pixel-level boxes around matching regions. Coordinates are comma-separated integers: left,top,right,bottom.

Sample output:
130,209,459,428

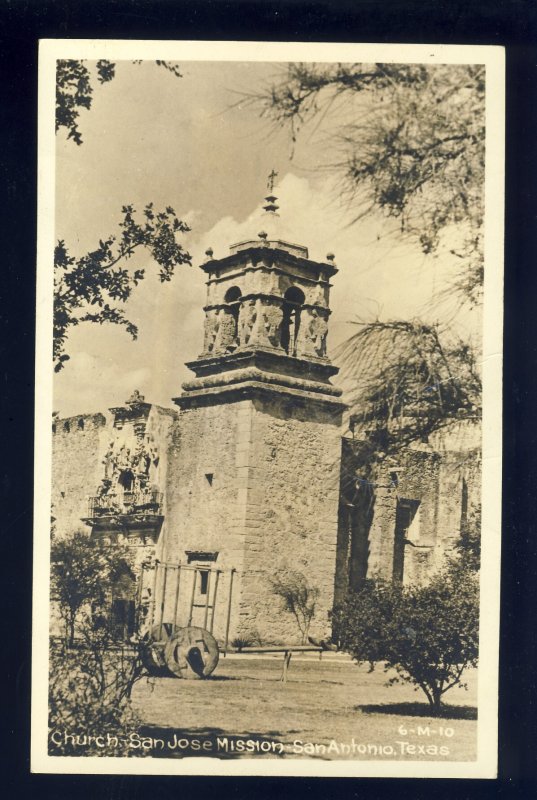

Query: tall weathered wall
163,400,245,639
239,395,342,644
337,434,481,590
51,413,108,539
52,405,177,559
163,394,343,645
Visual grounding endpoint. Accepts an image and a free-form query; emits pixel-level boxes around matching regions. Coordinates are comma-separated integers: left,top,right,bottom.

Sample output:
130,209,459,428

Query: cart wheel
164,626,219,679
141,623,182,675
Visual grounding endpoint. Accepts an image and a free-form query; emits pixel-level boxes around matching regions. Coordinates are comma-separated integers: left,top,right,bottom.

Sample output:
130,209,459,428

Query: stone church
51,188,480,645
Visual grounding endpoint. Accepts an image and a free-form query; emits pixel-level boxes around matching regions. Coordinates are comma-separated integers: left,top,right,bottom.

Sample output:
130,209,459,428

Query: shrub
332,563,479,714
48,613,146,756
50,531,134,646
270,570,320,644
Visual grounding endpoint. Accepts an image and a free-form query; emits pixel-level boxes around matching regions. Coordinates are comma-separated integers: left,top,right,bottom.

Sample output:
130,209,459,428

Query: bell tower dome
176,178,343,411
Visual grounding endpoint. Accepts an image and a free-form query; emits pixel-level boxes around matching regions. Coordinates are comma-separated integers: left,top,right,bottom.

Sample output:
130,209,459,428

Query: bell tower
166,178,346,643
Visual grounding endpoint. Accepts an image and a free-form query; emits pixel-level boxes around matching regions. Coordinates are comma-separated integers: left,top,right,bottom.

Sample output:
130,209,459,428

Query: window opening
224,285,242,345
199,570,209,595
393,499,420,583
280,286,305,355
186,551,219,564
118,469,134,492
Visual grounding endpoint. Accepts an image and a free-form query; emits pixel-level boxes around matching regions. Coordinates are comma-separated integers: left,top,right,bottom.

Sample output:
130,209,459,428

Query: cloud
54,351,152,417
54,171,480,416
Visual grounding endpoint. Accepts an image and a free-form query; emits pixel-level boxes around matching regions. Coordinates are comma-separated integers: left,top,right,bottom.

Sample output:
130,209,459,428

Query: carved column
202,307,220,355
257,298,284,349
237,298,258,348
298,306,329,359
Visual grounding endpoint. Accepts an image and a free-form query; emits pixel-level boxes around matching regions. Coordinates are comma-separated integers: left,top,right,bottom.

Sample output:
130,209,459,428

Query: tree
54,203,192,371
335,320,481,458
270,570,320,644
49,533,145,755
256,63,485,306
54,60,192,369
56,59,182,145
50,531,133,645
332,561,479,714
49,612,145,756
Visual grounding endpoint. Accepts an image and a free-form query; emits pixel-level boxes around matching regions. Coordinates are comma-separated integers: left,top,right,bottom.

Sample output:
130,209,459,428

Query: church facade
51,192,480,645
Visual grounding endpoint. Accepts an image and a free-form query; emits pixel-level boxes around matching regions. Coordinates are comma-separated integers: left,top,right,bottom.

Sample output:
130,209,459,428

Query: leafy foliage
332,559,479,713
335,321,481,457
56,59,182,145
257,63,485,305
270,570,320,644
49,616,146,756
231,626,263,650
54,204,191,371
50,531,134,645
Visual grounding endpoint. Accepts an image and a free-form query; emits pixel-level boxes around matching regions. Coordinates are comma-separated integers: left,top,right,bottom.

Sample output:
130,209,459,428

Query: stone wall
52,394,480,646
337,434,481,591
239,395,342,644
163,393,343,645
52,406,176,547
163,401,245,639
51,413,108,539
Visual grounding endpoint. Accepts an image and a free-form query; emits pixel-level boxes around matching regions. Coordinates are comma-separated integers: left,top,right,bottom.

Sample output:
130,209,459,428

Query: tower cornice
202,244,338,279
174,379,347,414
184,348,340,382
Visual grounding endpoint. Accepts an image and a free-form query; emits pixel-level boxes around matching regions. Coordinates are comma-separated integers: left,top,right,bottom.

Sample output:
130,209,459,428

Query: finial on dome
326,252,336,263
263,169,279,214
267,169,278,193
258,230,268,241
205,247,214,259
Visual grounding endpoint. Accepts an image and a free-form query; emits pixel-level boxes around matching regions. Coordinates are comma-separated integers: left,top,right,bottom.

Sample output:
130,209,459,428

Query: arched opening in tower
281,286,305,356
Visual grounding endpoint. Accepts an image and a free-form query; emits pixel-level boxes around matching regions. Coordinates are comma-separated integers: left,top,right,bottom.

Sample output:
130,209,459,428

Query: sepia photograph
32,40,504,778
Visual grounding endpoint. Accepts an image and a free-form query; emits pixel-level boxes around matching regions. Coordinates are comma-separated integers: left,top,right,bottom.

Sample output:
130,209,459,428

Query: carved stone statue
98,432,159,500
142,450,152,475
102,442,115,480
127,389,144,404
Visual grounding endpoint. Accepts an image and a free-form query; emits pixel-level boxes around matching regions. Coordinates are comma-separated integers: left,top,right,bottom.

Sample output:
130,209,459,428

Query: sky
54,60,481,417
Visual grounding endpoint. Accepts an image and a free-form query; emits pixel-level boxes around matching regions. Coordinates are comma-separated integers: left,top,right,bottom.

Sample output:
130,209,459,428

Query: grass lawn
130,654,477,761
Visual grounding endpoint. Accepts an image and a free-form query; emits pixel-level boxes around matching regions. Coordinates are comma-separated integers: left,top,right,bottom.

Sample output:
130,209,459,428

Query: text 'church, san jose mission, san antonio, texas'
51,184,480,645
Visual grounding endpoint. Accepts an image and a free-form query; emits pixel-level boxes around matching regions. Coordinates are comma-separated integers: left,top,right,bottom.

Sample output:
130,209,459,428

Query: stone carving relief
204,293,329,358
239,298,257,346
304,308,328,357
99,432,159,498
260,302,283,348
203,308,220,354
218,307,239,352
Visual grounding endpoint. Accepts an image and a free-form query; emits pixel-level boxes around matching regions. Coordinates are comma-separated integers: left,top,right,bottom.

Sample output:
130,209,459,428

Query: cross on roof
267,169,278,193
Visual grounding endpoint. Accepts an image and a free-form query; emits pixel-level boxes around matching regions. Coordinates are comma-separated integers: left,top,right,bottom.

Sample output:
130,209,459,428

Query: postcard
32,39,504,777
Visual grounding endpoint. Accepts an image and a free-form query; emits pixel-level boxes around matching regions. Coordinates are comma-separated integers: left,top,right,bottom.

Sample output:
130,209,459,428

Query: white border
33,39,505,778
